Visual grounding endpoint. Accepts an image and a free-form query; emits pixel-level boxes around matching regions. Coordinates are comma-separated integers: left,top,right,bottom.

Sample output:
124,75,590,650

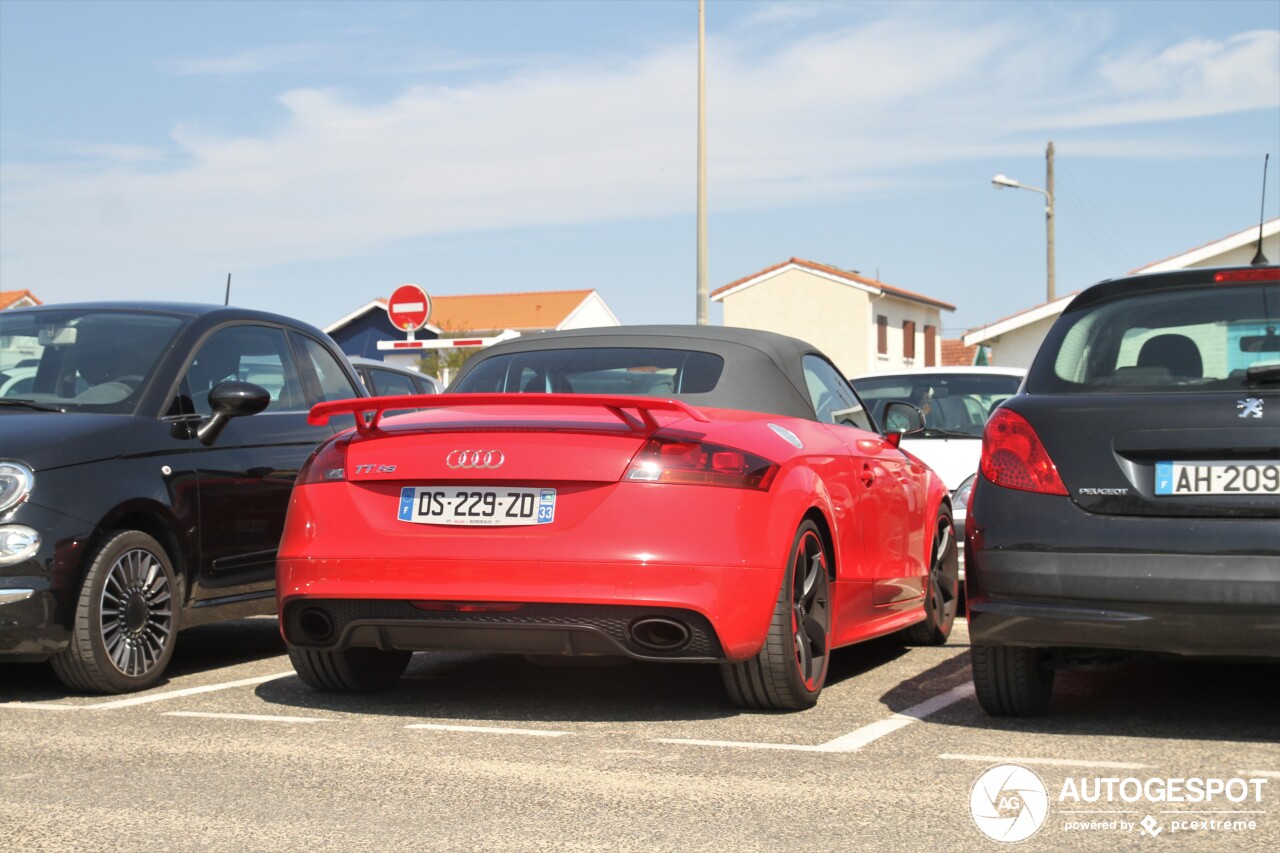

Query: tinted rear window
1031,283,1280,393
454,348,725,396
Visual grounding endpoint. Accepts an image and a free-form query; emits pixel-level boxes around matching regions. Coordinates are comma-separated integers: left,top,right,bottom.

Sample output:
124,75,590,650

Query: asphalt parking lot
3,617,1277,852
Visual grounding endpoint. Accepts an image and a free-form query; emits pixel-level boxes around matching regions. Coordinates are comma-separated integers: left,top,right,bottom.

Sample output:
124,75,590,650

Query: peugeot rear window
1030,283,1280,393
454,348,725,396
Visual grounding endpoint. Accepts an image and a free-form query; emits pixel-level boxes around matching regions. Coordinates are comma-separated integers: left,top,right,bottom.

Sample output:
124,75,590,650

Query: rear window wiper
1246,364,1280,385
0,398,66,412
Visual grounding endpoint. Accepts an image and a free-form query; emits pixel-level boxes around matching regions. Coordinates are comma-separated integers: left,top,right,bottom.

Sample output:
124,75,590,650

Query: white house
711,258,955,377
963,218,1279,368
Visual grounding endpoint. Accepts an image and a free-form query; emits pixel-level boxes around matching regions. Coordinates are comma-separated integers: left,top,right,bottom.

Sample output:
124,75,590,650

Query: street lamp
992,141,1055,302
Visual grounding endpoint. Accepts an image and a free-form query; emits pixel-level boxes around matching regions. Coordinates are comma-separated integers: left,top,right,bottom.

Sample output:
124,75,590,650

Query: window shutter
877,315,888,354
924,325,937,366
903,320,916,359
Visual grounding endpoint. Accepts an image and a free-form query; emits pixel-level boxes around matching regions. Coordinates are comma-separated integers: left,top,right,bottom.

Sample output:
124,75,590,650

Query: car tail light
297,435,352,484
980,409,1067,495
1214,269,1280,284
624,435,778,490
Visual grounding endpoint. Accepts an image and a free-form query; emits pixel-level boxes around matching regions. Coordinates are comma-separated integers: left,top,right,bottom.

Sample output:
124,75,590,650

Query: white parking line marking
406,723,573,737
655,682,975,753
941,754,1150,770
163,711,328,723
0,672,293,711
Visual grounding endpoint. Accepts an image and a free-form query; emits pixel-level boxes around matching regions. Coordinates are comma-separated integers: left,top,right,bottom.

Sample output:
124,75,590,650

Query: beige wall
720,268,944,377
721,268,871,376
985,316,1058,369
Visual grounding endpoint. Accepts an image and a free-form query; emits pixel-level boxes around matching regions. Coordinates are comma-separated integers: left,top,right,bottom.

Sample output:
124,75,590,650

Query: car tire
51,530,180,694
288,645,412,692
903,506,960,646
721,519,831,711
971,645,1055,716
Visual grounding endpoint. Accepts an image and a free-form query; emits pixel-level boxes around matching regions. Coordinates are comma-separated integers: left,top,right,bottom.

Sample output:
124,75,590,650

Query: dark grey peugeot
966,265,1280,715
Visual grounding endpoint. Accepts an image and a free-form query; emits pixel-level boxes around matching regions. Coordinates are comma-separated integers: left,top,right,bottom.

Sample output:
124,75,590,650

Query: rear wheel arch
801,507,838,582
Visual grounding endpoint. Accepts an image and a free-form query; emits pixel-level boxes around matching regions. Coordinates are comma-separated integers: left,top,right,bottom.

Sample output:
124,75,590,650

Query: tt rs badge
1237,398,1264,419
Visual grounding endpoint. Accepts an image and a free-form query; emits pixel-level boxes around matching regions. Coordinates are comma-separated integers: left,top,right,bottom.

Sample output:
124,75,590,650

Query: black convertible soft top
451,325,826,420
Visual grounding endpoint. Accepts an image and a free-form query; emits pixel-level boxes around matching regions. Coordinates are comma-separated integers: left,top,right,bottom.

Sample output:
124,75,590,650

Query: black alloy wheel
904,506,960,646
721,519,832,711
51,530,180,693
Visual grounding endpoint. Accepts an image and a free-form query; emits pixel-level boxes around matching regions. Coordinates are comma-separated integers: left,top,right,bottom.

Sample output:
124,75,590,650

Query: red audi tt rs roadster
277,326,957,709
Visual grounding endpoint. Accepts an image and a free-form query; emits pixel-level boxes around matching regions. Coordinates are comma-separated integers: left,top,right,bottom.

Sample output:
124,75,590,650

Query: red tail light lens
1214,269,1280,284
624,436,778,490
297,435,352,485
980,409,1067,495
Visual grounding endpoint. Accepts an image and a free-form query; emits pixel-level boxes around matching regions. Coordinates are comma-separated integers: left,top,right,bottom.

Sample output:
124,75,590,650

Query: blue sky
1,0,1277,337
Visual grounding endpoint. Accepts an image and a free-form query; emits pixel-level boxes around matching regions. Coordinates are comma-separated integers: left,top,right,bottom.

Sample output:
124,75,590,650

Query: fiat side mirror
196,381,271,445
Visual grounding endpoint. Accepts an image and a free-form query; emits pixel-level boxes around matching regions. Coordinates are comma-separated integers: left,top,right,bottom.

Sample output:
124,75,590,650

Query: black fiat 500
966,265,1280,716
0,303,363,693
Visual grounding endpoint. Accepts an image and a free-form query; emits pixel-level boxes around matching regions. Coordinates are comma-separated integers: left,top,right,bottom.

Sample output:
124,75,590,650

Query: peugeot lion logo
446,450,505,469
1237,398,1264,419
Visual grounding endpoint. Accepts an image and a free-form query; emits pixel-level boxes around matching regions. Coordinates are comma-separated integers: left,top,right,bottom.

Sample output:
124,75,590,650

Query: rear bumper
968,597,1280,658
966,484,1280,659
277,557,784,660
280,599,727,661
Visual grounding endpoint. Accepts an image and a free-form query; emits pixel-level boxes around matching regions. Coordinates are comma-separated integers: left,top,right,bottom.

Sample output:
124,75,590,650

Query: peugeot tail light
624,435,777,490
980,409,1067,496
297,435,352,485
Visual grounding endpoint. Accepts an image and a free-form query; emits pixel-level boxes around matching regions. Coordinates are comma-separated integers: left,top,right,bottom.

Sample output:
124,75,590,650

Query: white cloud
3,9,1277,293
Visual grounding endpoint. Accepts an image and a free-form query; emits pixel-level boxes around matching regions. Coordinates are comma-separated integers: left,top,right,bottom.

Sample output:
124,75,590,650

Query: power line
1055,169,1141,274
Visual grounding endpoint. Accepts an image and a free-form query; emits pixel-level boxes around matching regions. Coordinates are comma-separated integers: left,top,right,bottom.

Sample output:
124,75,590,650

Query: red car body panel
278,393,947,660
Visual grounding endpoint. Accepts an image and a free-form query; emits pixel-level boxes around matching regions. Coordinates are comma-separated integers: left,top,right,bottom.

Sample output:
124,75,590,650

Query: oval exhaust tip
298,607,335,643
629,617,691,652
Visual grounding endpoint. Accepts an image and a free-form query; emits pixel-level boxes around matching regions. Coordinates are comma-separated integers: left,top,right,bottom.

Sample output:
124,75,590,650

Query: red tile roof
712,258,955,311
941,338,979,366
427,290,595,332
0,290,42,310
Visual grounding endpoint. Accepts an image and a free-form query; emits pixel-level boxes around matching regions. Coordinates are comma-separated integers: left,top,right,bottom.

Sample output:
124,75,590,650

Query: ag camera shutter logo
970,764,1050,843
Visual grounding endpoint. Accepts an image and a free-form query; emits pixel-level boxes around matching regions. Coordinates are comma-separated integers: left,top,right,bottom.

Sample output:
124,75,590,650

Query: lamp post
992,141,1055,302
695,0,708,325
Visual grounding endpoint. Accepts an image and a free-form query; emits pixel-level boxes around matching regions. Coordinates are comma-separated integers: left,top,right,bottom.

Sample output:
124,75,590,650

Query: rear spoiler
309,392,711,434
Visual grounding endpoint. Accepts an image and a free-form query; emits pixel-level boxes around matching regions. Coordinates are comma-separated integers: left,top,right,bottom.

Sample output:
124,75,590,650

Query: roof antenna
1251,154,1270,266
224,273,232,305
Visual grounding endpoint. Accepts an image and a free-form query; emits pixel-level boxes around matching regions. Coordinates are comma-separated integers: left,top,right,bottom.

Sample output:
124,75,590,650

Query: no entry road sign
387,284,431,332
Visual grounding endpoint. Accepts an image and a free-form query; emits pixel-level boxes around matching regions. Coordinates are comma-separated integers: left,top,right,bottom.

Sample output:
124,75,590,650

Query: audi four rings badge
446,450,505,469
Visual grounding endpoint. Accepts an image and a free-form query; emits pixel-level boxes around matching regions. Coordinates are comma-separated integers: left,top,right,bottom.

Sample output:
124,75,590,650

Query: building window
903,320,916,359
877,315,888,355
924,325,937,366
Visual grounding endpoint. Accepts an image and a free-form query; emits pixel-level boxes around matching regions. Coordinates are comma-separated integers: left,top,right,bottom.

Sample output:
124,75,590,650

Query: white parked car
851,367,1027,577
348,356,443,395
